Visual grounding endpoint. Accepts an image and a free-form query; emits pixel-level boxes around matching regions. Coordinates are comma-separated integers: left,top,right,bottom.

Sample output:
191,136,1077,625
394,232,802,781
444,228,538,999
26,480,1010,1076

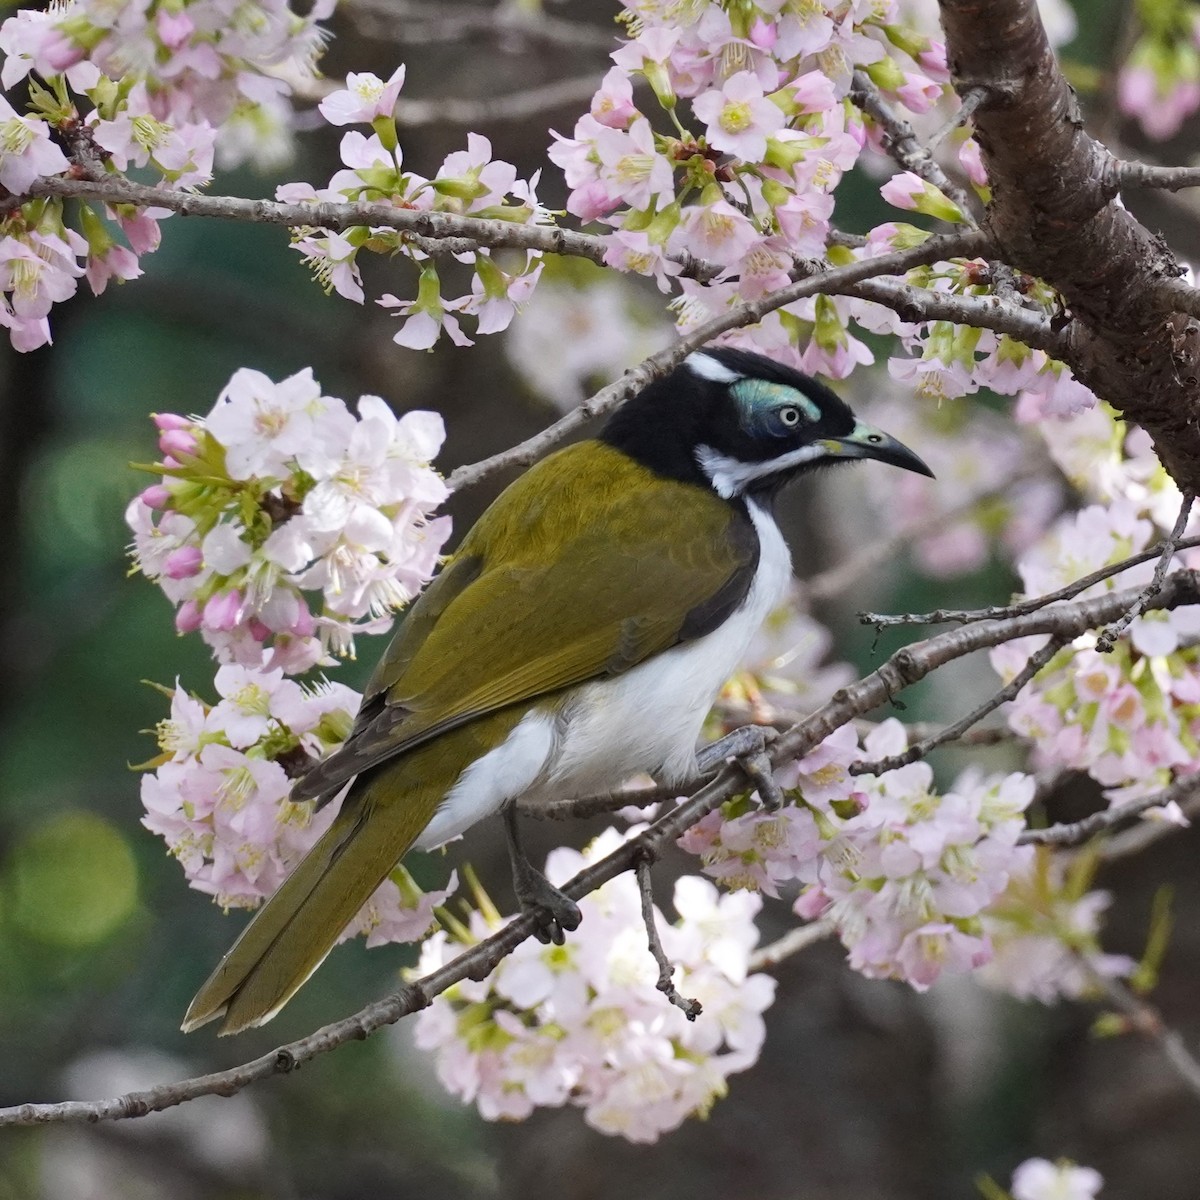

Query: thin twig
1097,790,1200,861
848,635,1066,775
4,573,1199,1128
635,857,701,1020
849,70,977,220
748,918,836,970
1095,491,1195,653
927,87,988,148
1020,775,1200,847
1091,974,1200,1102
858,534,1200,629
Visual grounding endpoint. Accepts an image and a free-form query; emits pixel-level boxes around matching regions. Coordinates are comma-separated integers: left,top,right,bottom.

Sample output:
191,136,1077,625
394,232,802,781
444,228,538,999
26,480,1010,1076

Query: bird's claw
515,870,582,946
696,724,785,811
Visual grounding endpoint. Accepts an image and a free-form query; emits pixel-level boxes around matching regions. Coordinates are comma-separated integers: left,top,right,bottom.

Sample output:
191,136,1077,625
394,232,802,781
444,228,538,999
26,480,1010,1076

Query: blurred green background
4,1,1200,1197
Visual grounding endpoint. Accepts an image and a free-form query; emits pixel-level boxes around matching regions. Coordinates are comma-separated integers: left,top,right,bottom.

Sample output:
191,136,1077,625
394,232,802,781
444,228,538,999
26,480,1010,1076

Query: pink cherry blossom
692,71,786,162
319,65,407,126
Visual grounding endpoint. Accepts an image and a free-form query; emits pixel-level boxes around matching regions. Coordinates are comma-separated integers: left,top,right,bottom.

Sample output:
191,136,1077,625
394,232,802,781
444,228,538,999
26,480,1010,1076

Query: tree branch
1108,159,1200,194
635,856,702,1019
848,634,1065,775
1091,974,1200,1103
857,534,1200,629
446,229,991,490
2,571,1196,1128
1019,775,1200,847
748,918,836,969
849,69,978,220
938,0,1200,493
1095,490,1195,653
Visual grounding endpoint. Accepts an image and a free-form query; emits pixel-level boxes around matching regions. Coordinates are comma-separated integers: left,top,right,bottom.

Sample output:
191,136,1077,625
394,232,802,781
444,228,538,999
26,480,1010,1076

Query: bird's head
602,347,933,500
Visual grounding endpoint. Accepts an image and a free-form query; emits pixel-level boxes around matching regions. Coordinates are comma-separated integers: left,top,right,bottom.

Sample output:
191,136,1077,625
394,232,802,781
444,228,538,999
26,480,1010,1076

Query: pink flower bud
155,7,194,49
291,600,315,638
203,590,243,632
248,618,271,641
140,484,171,509
159,428,198,458
175,599,202,633
152,412,192,432
164,546,203,579
748,17,776,50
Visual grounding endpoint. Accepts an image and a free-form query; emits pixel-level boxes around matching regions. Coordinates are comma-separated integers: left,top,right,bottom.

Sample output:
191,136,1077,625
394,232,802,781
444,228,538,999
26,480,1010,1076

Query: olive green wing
291,441,758,803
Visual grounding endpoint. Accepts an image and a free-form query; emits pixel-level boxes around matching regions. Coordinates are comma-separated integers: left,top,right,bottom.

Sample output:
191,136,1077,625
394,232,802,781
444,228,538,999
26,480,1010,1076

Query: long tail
182,778,430,1036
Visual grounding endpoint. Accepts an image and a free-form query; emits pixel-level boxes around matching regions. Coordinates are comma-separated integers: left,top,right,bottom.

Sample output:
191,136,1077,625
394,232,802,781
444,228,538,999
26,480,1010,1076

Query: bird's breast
536,499,792,797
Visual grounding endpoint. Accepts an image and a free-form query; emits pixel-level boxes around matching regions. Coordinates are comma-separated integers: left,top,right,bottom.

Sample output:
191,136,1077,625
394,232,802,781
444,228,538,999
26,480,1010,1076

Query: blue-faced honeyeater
183,347,932,1035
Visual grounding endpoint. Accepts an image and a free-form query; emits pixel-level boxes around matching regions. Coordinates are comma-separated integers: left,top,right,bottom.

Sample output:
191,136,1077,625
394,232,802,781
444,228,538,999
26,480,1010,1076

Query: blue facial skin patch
730,378,822,436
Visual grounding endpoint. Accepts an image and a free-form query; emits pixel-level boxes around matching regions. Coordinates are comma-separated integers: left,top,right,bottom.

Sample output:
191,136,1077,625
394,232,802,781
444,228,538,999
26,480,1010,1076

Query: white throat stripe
696,443,826,498
685,351,742,384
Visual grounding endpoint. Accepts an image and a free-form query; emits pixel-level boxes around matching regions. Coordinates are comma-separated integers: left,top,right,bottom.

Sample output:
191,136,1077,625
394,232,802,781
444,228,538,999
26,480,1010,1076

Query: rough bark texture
938,0,1200,492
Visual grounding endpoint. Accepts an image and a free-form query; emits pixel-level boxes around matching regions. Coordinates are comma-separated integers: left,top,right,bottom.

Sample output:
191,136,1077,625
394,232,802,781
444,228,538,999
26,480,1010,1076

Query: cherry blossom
127,367,450,668
411,830,775,1142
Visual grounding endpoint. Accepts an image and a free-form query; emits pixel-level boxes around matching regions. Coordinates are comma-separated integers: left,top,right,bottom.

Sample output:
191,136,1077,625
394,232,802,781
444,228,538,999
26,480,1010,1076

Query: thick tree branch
3,572,1196,1129
937,0,1200,493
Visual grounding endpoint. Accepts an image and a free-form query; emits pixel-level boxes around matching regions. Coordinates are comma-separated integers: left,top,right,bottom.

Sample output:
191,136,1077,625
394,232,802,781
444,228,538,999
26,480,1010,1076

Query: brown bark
938,0,1200,492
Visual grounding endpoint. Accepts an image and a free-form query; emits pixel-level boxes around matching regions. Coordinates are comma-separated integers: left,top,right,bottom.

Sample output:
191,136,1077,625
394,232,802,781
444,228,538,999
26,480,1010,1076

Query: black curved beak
819,422,935,478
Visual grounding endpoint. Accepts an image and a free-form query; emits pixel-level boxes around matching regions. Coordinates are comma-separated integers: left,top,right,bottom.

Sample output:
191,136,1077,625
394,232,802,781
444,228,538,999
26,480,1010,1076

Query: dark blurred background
3,1,1200,1197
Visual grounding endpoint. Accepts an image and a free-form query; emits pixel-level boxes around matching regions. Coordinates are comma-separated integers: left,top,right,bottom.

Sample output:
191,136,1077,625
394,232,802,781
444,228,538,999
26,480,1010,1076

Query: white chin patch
685,351,742,384
696,443,827,498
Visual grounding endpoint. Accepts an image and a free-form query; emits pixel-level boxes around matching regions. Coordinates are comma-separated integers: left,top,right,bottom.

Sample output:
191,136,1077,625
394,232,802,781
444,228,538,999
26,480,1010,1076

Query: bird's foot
503,802,582,945
696,724,785,812
513,862,582,947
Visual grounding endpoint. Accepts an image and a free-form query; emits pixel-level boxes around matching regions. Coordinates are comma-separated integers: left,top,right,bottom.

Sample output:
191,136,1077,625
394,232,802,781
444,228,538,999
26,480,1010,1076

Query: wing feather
291,442,758,804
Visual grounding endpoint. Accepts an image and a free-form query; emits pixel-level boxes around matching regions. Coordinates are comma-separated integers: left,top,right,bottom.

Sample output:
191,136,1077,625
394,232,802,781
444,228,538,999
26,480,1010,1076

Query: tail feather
182,780,431,1036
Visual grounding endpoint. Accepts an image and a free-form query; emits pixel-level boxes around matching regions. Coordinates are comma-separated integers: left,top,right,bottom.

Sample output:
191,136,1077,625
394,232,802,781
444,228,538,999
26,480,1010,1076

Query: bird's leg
695,725,786,811
502,802,582,946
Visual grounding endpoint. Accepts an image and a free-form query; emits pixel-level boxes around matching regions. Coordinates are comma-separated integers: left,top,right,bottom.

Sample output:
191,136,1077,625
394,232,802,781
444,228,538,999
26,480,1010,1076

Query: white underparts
695,442,827,499
414,711,556,850
685,351,743,384
415,501,793,848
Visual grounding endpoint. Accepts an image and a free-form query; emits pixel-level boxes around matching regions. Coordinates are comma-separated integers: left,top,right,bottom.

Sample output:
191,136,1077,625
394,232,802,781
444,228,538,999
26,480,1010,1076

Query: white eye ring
778,406,802,427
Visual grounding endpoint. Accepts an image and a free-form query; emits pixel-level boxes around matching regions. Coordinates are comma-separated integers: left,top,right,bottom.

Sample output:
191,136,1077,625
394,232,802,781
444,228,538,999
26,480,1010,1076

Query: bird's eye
778,406,802,428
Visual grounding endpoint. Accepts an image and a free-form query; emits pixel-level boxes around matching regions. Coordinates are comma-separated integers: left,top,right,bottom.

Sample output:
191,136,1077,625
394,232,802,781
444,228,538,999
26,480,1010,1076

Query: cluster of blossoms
412,831,774,1143
977,851,1134,1003
127,366,450,671
682,720,1035,989
1,0,329,162
140,664,454,942
128,364,457,947
542,0,963,375
0,0,334,349
277,67,547,349
1116,0,1200,140
991,490,1200,807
